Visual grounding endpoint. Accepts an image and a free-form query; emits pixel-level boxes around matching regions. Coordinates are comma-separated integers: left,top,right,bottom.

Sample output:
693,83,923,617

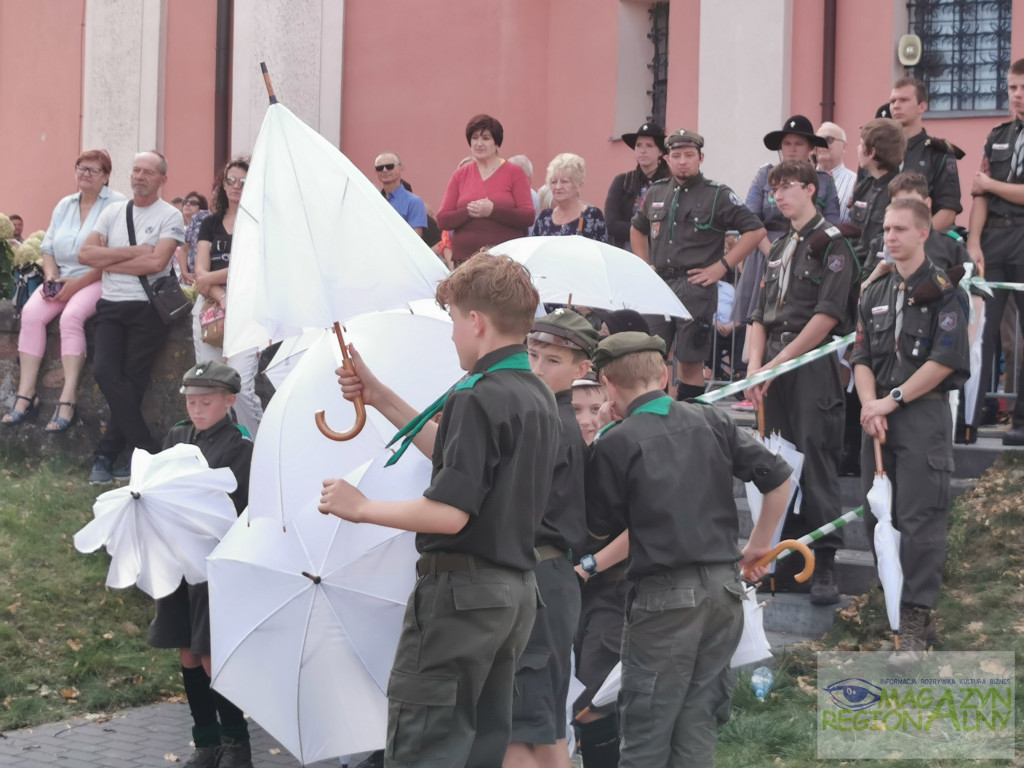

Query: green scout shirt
851,259,970,393
903,129,962,216
750,213,857,335
849,169,899,265
981,119,1024,223
536,389,587,554
585,391,791,580
420,344,562,571
163,416,253,515
630,174,762,271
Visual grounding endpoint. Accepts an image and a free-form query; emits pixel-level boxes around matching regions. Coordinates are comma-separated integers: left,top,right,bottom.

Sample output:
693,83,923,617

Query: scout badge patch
939,312,957,331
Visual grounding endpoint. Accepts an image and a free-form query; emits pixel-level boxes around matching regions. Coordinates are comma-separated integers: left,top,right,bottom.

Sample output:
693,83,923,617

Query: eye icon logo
824,678,882,711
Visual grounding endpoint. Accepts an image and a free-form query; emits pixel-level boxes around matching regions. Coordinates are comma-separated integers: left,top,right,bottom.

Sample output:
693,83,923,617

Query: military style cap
529,309,601,356
572,370,601,388
763,115,828,150
620,122,666,150
664,129,705,151
180,360,241,395
592,332,667,372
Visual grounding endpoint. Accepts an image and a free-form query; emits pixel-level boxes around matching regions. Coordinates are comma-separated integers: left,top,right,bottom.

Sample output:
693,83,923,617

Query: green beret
592,332,667,372
180,360,241,395
664,128,705,151
528,309,600,356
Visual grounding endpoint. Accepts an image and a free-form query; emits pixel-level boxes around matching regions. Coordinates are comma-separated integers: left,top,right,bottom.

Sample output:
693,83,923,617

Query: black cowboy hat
763,115,828,151
876,103,893,119
621,122,666,150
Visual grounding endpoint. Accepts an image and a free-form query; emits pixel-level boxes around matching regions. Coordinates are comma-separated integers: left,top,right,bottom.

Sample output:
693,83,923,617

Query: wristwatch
580,554,599,577
889,387,905,407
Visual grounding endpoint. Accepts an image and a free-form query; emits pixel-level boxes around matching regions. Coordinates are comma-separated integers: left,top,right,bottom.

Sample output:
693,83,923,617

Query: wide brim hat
875,103,893,119
621,122,666,150
763,115,828,151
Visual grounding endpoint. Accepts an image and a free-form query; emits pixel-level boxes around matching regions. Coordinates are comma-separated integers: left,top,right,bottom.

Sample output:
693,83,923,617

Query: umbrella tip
301,571,322,585
130,491,140,500
260,61,268,73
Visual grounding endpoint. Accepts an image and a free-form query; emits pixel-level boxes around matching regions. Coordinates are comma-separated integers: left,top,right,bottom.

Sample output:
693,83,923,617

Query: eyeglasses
75,165,104,176
821,136,845,145
183,199,201,207
769,182,809,196
375,163,397,172
225,176,246,186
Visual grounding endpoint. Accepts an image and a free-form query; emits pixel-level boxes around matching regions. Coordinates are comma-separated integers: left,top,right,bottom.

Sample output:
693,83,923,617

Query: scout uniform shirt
536,389,587,555
981,118,1024,223
903,130,963,217
585,391,791,581
867,227,971,274
849,169,899,265
851,259,970,393
420,344,562,571
751,213,858,339
631,174,762,272
163,416,253,514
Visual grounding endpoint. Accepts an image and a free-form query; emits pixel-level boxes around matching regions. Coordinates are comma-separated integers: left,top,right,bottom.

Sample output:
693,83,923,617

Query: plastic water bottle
751,666,775,702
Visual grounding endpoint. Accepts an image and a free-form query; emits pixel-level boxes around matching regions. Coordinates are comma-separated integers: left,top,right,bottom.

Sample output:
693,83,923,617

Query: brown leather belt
985,215,1024,229
536,545,569,562
416,552,503,577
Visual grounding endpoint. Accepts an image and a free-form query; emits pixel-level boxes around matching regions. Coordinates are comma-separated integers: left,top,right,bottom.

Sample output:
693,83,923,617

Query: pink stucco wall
0,0,85,234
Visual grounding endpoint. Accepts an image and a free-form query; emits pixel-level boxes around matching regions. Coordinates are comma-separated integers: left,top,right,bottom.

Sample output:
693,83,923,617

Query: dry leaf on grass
966,621,984,633
9,601,20,614
102,632,114,640
66,638,83,652
796,676,817,696
60,688,79,700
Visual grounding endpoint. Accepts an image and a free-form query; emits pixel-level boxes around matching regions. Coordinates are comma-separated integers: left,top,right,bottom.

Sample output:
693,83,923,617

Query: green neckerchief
593,394,673,442
384,351,531,466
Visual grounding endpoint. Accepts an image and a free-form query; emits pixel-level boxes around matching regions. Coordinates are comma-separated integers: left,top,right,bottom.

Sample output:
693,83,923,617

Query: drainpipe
821,0,837,123
214,0,232,172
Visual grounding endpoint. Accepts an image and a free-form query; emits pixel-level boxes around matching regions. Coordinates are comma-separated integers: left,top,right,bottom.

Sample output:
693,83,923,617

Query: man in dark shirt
850,119,907,271
320,252,561,767
586,332,791,768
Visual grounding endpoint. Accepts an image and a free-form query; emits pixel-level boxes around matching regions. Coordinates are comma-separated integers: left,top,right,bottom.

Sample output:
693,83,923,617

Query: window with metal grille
647,2,669,126
907,0,1012,114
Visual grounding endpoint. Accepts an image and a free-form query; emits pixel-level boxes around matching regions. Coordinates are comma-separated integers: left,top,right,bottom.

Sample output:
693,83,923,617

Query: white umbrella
73,445,238,599
248,311,462,526
209,453,425,764
867,438,902,649
261,329,324,391
962,304,986,439
494,236,691,318
730,584,773,668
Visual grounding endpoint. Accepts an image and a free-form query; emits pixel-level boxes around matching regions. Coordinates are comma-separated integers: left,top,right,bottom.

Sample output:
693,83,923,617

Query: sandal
45,401,77,433
2,394,40,425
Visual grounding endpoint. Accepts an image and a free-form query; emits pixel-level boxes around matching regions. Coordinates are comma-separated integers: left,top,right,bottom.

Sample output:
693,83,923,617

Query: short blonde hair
546,153,586,189
436,251,539,336
599,350,664,390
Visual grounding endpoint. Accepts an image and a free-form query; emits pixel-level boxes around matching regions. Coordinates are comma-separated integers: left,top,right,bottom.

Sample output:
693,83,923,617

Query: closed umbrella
867,437,902,650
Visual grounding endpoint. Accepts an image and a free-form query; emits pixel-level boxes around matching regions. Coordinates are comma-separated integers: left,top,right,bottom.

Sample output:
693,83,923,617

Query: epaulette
907,266,955,306
924,136,966,160
806,222,859,259
706,179,722,187
236,424,253,441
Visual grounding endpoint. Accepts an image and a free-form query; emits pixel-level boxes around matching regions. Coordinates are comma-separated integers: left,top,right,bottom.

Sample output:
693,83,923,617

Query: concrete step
759,592,849,637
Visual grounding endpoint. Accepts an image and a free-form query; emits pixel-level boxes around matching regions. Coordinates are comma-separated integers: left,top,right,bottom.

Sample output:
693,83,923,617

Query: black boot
676,383,705,401
577,715,620,768
888,604,931,673
183,725,220,768
809,548,840,605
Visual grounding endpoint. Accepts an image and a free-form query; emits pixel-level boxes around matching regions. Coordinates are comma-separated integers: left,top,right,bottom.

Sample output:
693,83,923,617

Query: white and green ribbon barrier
772,507,866,562
697,333,855,405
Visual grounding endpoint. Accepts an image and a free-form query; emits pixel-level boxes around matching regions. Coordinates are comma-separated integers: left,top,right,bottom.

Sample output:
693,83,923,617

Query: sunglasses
375,163,397,172
225,176,246,186
821,136,845,145
182,199,201,206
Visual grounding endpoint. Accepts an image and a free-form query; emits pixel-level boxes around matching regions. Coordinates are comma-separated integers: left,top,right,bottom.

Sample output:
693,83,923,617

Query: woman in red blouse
437,114,535,266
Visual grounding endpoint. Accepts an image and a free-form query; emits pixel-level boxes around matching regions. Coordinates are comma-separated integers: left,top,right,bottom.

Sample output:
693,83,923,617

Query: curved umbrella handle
743,539,815,583
315,322,367,442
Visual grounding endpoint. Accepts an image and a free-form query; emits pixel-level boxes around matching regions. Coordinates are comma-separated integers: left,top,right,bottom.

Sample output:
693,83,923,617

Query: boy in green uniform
587,332,792,768
319,252,562,768
148,360,254,768
505,309,599,768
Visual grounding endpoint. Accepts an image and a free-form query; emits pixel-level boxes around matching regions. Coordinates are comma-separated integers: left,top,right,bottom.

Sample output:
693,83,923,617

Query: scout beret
529,309,601,356
180,360,241,395
621,122,666,150
664,129,704,151
592,332,667,372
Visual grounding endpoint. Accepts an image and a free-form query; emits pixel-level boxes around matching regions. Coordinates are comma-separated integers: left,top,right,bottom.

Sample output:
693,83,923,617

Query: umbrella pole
873,436,885,476
260,61,278,104
314,323,368,441
756,399,766,439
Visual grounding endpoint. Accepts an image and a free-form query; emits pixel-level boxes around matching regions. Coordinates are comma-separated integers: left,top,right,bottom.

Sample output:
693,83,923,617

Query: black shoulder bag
128,201,192,324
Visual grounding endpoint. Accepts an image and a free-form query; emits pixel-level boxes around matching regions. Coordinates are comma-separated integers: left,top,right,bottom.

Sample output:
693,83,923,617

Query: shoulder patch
827,252,845,273
729,191,742,206
939,312,957,331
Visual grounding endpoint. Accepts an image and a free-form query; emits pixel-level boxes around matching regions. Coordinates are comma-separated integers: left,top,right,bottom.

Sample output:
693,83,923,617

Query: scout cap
664,129,704,151
620,122,666,150
763,115,828,150
572,370,601,388
592,331,667,372
180,360,241,395
529,308,601,356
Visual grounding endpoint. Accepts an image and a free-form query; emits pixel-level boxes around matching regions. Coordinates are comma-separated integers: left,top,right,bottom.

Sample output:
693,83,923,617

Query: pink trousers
17,281,103,358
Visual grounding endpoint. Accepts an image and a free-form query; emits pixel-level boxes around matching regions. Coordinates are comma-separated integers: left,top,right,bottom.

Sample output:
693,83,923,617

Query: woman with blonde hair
531,153,607,242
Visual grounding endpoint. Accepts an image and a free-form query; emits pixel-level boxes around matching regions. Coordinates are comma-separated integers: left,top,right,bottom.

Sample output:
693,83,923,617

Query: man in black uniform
148,360,254,768
850,119,907,270
505,309,599,768
968,58,1024,446
852,198,969,670
745,160,858,605
586,332,791,768
320,253,562,768
630,129,766,400
888,76,963,232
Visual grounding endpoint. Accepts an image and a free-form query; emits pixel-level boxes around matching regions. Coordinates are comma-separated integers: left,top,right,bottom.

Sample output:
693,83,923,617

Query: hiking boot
88,455,114,485
217,736,254,768
1002,426,1024,447
112,464,131,481
888,605,930,674
809,554,840,605
182,745,219,768
354,751,385,768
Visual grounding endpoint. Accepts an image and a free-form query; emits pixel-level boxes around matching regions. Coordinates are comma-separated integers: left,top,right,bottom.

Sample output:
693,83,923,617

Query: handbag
11,262,44,317
199,295,226,347
128,202,192,325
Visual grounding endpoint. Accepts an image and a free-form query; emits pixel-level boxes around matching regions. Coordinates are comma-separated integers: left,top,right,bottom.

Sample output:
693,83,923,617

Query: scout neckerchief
384,351,531,466
778,216,828,305
593,394,673,442
1011,121,1024,181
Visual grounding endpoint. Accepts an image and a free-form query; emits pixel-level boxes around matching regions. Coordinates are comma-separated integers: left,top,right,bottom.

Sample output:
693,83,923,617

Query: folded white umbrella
867,438,902,649
730,585,773,668
745,426,804,578
494,235,691,318
73,445,238,599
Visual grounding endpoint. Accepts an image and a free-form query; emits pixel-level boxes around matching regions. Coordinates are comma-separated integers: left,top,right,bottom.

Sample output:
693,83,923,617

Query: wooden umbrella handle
315,322,367,442
873,436,885,477
756,399,766,439
743,539,815,583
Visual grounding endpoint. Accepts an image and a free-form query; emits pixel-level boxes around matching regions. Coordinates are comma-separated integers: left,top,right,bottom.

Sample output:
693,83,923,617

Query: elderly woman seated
531,153,608,242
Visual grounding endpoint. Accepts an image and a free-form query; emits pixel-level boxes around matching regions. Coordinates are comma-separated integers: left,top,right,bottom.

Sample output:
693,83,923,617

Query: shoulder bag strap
128,202,157,301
